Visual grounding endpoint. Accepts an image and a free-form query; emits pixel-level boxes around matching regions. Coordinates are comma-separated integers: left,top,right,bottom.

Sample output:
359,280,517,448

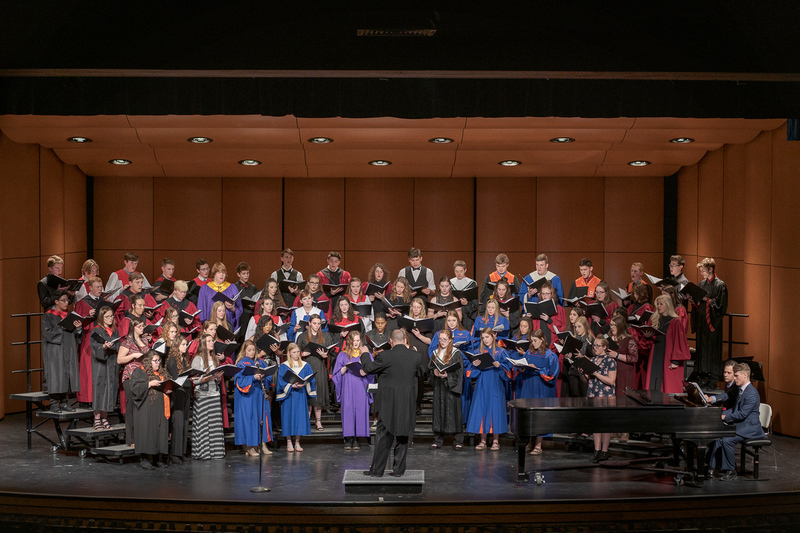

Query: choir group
36,247,728,468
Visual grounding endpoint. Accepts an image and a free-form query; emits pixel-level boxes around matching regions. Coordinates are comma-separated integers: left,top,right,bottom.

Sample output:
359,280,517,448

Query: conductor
361,329,426,477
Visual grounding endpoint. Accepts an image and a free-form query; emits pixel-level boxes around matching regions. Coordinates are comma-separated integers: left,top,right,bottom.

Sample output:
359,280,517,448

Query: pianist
707,363,764,481
705,359,738,410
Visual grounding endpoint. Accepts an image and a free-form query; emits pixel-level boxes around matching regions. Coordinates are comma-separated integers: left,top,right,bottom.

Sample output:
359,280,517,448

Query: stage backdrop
677,121,800,436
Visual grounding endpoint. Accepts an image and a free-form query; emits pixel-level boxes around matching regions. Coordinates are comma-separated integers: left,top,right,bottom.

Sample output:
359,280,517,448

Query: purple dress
197,282,243,331
331,351,374,438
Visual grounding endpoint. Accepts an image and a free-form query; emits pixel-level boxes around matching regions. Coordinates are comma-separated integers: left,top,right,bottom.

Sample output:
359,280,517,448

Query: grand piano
508,389,736,484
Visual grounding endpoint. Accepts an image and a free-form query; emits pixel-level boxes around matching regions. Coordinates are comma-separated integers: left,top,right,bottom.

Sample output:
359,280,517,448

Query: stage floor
1,411,799,531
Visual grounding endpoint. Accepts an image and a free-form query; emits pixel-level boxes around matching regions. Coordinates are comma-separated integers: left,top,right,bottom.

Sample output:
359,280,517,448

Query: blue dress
514,349,559,399
276,361,316,437
465,348,511,435
234,357,274,445
470,316,511,350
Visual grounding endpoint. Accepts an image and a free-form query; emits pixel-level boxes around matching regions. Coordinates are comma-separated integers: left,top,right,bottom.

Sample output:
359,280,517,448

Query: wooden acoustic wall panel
345,178,413,251
2,128,141,149
297,117,466,131
630,118,786,131
722,145,746,262
4,257,45,413
476,177,536,252
768,266,799,394
676,164,698,259
137,128,301,146
714,258,746,357
221,178,283,252
604,177,662,253
153,177,222,251
413,178,474,252
93,176,154,250
453,163,599,179
0,258,3,418
0,115,134,147
743,131,773,265
622,128,763,145
462,129,626,144
412,252,474,287
593,165,681,178
63,252,87,280
0,135,40,259
536,177,603,254
284,179,345,251
765,389,800,437
743,263,770,368
602,149,708,167
298,127,464,145
39,148,65,257
127,115,298,129
770,124,800,269
64,165,87,255
54,146,161,169
696,148,724,260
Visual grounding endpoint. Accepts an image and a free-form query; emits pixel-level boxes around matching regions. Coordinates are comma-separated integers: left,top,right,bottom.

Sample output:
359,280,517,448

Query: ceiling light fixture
669,137,695,144
67,136,92,143
238,159,262,166
498,160,522,167
108,159,132,165
428,137,454,144
308,137,334,144
369,160,392,166
549,137,575,143
628,160,651,166
188,137,213,144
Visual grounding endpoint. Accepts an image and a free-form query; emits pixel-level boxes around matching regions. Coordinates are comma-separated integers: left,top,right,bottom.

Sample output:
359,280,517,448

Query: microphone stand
250,367,271,493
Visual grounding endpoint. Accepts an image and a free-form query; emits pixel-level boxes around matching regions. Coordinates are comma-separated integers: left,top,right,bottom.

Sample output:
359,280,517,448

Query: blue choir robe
465,348,511,435
427,329,472,358
197,282,243,331
234,357,274,445
521,271,564,305
514,349,559,399
331,351,374,438
469,315,510,351
287,306,326,342
276,361,316,437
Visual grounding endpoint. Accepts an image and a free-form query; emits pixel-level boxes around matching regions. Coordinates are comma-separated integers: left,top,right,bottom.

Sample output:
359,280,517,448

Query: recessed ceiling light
108,159,131,165
429,137,454,144
498,160,522,167
188,137,213,144
67,136,92,143
238,159,262,166
308,137,334,144
669,137,695,144
369,160,392,166
628,160,651,166
549,137,575,143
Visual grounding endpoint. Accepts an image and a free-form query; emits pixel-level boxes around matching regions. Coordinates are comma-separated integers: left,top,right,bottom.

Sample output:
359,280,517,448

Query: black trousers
368,420,409,476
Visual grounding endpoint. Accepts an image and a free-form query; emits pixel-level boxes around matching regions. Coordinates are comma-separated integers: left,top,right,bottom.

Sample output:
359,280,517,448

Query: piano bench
739,437,772,479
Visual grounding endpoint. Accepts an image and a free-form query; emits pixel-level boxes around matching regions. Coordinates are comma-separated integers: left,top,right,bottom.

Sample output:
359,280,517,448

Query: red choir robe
638,318,692,394
114,289,158,331
73,296,104,403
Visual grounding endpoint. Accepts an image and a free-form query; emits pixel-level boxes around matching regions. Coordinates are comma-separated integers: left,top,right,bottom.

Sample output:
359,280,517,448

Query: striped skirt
191,395,226,460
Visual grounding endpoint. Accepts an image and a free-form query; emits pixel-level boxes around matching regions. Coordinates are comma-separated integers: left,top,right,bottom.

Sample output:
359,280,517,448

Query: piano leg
516,441,529,483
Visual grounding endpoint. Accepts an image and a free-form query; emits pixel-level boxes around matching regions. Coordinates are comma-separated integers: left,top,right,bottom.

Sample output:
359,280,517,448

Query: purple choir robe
331,351,374,438
197,282,243,331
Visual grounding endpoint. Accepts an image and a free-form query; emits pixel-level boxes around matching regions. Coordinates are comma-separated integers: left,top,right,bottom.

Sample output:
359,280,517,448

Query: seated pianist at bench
707,363,765,481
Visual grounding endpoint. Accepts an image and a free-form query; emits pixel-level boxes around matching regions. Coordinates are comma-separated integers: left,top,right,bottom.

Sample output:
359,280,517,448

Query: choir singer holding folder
361,329,426,478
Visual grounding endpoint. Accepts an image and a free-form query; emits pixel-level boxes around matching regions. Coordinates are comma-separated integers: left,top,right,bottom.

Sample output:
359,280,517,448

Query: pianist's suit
709,383,764,472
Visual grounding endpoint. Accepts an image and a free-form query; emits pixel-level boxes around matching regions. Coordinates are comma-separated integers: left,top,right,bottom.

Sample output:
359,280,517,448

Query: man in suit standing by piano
708,363,764,480
360,329,425,478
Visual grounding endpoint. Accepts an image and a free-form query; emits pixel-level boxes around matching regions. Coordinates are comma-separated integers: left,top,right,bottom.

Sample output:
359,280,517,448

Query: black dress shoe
61,402,76,412
597,451,610,462
169,454,183,465
352,439,360,450
589,450,601,463
389,472,404,477
140,457,155,470
50,402,62,413
720,470,738,481
362,471,382,477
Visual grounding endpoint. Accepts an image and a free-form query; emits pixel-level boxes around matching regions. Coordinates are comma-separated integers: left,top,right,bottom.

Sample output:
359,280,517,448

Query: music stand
250,378,271,493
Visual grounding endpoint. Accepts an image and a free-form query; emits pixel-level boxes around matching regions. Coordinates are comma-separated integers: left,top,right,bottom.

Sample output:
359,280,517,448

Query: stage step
9,391,49,402
35,407,94,420
89,444,137,463
343,469,424,494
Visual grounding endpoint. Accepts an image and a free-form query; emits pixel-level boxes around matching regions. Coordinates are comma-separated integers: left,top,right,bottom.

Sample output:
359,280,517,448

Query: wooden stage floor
1,412,799,532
